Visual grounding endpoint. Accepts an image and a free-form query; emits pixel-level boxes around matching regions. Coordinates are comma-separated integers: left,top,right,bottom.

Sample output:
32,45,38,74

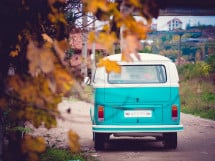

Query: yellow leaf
53,40,67,65
48,12,67,24
48,13,57,23
88,31,96,43
40,48,55,74
9,50,19,57
103,24,110,32
18,34,22,41
97,58,121,73
27,40,41,76
57,39,69,51
42,33,53,44
21,135,46,154
27,40,55,76
8,75,24,92
97,32,117,51
129,0,141,7
68,130,80,153
53,66,73,94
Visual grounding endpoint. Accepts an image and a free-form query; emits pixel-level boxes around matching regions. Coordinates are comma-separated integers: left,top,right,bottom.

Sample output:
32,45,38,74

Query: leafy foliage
97,59,121,73
68,130,80,153
206,54,215,73
39,148,98,161
0,0,163,161
40,148,73,161
21,135,46,161
178,62,211,80
0,1,77,161
84,0,161,70
180,79,215,120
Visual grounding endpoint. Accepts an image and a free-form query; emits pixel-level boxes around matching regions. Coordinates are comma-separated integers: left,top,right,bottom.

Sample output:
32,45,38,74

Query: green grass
39,148,98,161
180,78,215,120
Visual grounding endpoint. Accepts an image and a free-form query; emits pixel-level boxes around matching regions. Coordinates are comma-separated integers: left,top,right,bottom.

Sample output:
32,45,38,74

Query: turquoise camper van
89,53,183,150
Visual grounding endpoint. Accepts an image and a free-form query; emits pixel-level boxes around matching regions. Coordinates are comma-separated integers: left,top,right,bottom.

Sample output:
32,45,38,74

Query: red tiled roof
69,33,106,50
167,18,182,24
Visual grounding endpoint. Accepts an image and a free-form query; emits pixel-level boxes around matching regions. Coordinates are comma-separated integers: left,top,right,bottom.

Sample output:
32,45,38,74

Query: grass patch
180,78,215,120
39,148,98,161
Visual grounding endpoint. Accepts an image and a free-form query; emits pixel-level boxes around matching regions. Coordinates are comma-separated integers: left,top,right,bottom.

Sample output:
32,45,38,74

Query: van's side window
108,65,167,84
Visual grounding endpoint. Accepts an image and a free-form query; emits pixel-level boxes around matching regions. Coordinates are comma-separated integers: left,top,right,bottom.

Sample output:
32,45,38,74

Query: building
167,18,183,31
151,23,157,31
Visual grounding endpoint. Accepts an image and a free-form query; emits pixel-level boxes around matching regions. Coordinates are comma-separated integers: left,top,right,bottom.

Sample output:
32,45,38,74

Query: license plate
124,110,152,118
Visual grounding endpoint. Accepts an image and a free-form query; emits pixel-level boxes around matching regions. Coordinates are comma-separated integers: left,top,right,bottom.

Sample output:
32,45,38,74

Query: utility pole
177,32,183,66
91,17,96,81
81,13,88,79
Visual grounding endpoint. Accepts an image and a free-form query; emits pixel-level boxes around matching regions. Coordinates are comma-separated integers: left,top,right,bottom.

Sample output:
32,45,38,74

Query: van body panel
104,87,170,103
94,86,180,126
92,125,184,133
91,53,183,149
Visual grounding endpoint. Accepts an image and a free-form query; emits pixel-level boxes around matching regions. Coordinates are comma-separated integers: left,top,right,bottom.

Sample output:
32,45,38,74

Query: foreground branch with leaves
0,0,162,161
0,1,78,161
85,0,160,65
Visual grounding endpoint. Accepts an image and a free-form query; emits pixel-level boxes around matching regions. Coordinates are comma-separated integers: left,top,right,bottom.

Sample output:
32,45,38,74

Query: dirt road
32,100,215,161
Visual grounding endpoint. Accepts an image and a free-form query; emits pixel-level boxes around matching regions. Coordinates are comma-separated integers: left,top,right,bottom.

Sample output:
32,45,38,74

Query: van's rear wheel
94,133,107,150
163,132,177,149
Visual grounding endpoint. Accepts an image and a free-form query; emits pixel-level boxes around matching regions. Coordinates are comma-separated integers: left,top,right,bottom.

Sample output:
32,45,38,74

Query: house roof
167,18,182,24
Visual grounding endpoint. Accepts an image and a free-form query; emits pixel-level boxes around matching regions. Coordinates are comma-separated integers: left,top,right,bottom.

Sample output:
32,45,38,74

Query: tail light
98,105,104,122
172,105,178,120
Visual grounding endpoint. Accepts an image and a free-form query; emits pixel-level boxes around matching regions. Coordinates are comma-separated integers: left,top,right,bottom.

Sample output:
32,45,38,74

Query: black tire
163,132,177,149
94,133,106,150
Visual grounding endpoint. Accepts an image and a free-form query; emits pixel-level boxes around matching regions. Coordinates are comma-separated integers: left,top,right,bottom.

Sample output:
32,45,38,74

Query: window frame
107,65,167,84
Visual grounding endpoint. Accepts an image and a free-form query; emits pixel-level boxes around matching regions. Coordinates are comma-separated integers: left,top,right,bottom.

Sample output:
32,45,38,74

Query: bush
180,79,215,120
178,62,211,80
39,148,98,161
40,148,81,161
206,54,215,73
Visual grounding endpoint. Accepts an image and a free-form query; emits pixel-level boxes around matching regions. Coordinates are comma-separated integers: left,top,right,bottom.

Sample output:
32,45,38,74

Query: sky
153,16,215,31
94,16,215,31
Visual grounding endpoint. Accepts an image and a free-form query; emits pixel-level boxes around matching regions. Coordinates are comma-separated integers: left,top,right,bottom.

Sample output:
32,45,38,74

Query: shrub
206,54,215,73
180,79,215,120
178,62,211,80
39,148,98,161
40,148,72,161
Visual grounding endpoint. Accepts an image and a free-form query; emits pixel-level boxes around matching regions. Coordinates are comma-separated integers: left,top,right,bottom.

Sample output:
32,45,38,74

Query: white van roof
106,53,171,62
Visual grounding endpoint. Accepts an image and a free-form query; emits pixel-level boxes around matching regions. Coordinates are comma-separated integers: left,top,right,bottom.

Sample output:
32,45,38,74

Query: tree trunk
0,110,3,161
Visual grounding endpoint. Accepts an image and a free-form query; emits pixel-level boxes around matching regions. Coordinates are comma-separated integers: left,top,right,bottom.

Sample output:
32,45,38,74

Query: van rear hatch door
105,65,170,124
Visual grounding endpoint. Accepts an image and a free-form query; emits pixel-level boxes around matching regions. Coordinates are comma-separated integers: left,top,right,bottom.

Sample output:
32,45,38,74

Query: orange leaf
40,49,55,74
129,0,141,7
97,32,117,51
9,50,19,57
88,31,96,43
53,66,73,94
68,130,80,153
21,135,46,153
97,58,121,73
83,0,109,13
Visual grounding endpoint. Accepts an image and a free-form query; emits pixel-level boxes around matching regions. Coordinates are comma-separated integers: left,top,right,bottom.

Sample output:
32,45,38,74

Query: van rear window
108,65,167,84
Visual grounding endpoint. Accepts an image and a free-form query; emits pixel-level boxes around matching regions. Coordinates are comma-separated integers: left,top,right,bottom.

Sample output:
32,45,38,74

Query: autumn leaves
84,0,159,72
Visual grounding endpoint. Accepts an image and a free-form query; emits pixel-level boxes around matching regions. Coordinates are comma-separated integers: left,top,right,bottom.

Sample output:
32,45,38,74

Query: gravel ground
29,100,215,161
28,100,94,151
